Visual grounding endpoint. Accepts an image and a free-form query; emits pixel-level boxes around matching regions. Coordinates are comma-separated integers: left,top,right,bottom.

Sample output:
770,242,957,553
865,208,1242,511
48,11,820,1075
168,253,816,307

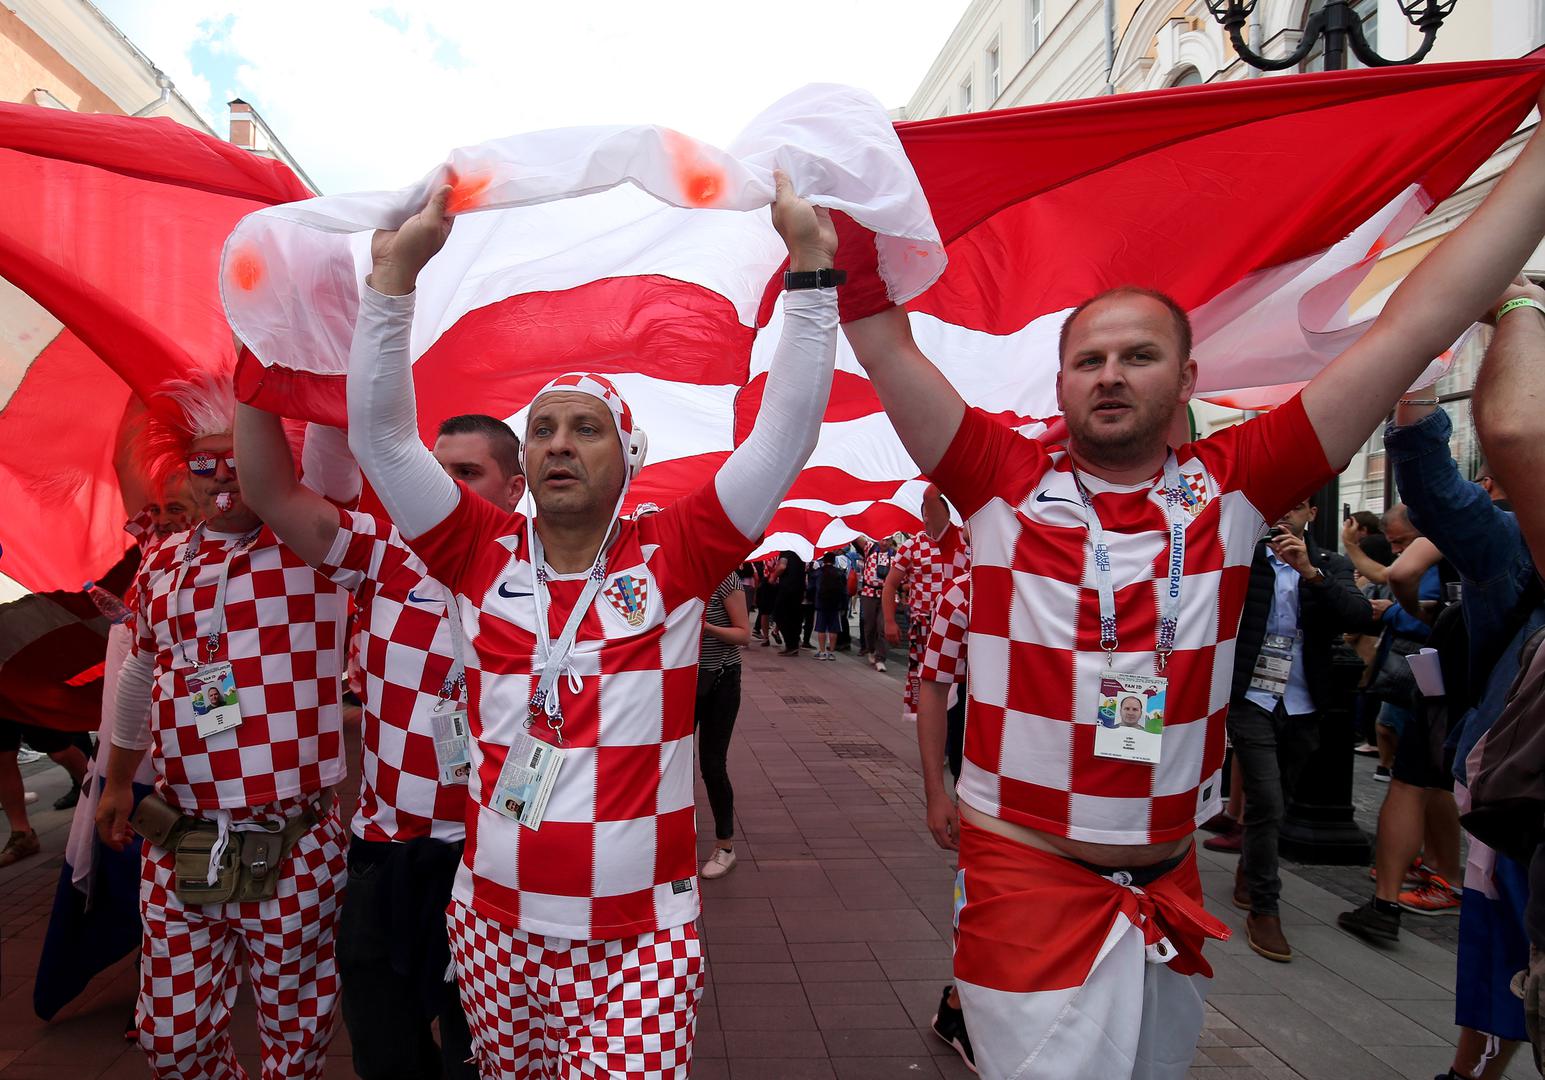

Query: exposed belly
958,802,1191,868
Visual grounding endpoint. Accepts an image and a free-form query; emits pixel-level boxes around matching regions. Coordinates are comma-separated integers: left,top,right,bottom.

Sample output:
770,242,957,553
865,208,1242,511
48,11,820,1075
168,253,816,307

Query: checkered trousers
136,800,346,1079
132,529,348,809
920,573,971,685
409,479,753,940
930,398,1331,845
320,509,468,843
447,899,702,1080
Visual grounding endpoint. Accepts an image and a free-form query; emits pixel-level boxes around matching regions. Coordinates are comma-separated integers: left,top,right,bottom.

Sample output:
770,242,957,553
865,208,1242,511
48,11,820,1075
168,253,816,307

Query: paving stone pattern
0,644,1532,1078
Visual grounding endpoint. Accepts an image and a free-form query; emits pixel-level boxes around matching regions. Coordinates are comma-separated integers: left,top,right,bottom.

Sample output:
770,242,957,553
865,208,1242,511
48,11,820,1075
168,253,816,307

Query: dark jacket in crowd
1230,534,1371,712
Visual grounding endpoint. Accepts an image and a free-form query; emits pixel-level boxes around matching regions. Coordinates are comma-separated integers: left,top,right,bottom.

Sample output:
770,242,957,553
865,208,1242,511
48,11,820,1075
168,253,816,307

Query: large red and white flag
224,61,1545,556
2,57,1543,592
0,105,311,590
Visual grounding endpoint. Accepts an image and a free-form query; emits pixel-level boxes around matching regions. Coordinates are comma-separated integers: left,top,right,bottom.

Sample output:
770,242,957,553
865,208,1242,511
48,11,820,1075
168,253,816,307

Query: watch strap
783,268,846,291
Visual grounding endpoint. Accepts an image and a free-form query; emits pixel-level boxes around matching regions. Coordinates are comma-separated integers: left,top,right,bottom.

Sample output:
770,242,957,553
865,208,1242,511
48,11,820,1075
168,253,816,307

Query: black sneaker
930,985,976,1074
1337,900,1401,943
53,783,81,812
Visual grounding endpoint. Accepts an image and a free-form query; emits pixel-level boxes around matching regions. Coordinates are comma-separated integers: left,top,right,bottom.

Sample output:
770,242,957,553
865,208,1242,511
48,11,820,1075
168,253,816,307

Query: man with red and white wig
96,371,351,1079
345,173,840,1078
844,84,1545,1080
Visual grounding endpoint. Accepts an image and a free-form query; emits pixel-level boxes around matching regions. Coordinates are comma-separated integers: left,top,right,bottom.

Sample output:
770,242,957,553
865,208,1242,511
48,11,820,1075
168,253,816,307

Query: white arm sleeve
110,648,155,752
301,422,362,504
345,285,460,540
714,288,839,538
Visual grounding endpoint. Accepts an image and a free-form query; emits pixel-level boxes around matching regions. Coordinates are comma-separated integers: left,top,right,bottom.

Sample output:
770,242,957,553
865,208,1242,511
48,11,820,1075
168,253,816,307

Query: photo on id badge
188,662,241,735
1095,671,1165,765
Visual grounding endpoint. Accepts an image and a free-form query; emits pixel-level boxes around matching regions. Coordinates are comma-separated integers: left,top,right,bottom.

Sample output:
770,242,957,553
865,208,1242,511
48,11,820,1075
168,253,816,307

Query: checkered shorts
447,899,703,1079
136,806,347,1079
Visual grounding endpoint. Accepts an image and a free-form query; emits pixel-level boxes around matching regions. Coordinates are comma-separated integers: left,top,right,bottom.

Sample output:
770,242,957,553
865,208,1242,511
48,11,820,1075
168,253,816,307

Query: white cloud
93,1,970,194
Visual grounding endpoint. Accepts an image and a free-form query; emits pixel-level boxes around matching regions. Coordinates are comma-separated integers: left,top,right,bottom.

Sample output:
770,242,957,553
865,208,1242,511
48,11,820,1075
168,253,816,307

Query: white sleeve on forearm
714,288,839,539
111,649,155,751
345,285,459,540
301,422,362,504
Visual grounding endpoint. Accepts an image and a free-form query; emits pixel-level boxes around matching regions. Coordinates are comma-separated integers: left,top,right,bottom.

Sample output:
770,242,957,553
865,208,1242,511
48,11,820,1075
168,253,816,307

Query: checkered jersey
318,509,468,844
893,526,971,641
130,528,348,810
860,547,893,599
408,479,753,940
920,573,971,685
931,396,1331,846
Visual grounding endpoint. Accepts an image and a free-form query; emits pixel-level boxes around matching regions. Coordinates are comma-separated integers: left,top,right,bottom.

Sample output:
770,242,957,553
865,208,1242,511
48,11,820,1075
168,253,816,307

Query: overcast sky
93,1,972,194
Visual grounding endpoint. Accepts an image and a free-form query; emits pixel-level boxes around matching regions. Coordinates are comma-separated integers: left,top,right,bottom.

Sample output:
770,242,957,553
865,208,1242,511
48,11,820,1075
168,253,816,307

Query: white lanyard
1072,455,1188,673
168,524,262,667
438,582,467,703
523,521,609,745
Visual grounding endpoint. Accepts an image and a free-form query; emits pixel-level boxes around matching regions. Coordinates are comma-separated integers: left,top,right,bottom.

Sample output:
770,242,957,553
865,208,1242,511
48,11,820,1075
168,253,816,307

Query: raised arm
1387,537,1442,619
1473,277,1545,562
713,173,840,539
1302,98,1545,469
1339,520,1391,586
234,404,345,567
843,307,965,475
346,186,460,540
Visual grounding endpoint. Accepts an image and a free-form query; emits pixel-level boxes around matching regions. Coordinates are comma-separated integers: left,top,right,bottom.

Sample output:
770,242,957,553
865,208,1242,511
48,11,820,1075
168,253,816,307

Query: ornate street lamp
1199,0,1461,867
1204,0,1460,72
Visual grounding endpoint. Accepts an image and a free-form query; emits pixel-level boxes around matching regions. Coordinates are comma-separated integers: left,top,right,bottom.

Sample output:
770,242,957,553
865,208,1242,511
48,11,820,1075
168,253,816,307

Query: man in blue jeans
1339,372,1545,1079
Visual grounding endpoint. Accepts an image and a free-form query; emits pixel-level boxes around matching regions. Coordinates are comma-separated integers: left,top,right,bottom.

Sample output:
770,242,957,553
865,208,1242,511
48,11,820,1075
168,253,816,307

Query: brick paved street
0,643,1534,1078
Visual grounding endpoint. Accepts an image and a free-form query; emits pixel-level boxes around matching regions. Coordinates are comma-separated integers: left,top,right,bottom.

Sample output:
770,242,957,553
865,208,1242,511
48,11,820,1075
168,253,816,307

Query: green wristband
1496,296,1545,321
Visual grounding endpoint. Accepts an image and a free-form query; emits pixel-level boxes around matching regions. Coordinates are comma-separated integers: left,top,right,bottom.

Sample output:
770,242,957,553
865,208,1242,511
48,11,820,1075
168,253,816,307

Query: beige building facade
905,0,1545,515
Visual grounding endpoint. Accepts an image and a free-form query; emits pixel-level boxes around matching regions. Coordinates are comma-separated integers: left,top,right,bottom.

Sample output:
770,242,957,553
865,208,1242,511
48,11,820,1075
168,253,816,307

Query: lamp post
1204,1,1459,73
1202,0,1459,866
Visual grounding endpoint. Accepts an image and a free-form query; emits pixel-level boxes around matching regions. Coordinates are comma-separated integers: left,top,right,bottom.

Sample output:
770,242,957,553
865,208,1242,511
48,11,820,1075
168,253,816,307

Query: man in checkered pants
856,535,892,671
842,92,1545,1079
237,407,528,1078
97,371,351,1080
343,174,841,1078
882,484,970,730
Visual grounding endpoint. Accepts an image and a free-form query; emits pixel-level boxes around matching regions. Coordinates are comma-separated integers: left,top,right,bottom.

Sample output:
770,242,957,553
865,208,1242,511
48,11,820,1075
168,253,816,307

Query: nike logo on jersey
1035,490,1080,506
497,583,532,599
405,590,443,604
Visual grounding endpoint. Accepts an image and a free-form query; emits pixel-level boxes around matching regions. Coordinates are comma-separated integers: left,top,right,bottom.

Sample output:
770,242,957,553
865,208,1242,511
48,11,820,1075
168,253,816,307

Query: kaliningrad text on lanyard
168,524,263,668
1073,455,1189,673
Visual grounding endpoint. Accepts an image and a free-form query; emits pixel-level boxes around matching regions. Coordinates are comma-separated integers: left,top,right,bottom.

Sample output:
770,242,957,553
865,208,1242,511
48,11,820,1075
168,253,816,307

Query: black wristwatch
783,268,846,291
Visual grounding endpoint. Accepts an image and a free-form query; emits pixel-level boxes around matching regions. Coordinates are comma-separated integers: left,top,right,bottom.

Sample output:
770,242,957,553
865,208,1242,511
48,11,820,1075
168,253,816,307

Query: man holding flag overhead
343,171,840,1078
844,87,1545,1080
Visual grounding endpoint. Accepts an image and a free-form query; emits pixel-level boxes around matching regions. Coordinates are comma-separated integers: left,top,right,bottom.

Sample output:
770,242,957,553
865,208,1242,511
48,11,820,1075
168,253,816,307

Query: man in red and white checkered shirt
856,535,893,670
842,120,1545,1076
883,485,970,725
237,407,528,1079
98,373,350,1080
346,177,841,1078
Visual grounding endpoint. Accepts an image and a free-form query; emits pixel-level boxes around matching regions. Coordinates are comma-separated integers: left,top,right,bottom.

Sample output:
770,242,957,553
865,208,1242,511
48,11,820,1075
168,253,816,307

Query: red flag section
0,106,311,592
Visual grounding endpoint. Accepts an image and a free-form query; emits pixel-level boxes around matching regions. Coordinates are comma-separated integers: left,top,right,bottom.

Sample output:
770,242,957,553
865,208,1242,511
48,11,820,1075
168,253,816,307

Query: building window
1167,66,1203,87
1028,0,1045,53
961,74,974,113
986,39,1001,101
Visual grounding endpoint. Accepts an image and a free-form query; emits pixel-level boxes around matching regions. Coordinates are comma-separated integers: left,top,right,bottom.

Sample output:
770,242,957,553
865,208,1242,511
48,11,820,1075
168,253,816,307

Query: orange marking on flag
447,171,492,215
664,130,725,208
228,247,264,292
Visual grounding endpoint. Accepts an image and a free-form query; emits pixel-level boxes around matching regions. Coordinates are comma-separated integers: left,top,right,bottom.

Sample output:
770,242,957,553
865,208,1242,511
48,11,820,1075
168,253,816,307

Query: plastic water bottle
83,580,131,625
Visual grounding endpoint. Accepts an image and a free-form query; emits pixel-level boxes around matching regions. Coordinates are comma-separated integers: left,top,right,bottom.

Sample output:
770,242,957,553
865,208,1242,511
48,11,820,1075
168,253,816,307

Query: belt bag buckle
235,827,285,903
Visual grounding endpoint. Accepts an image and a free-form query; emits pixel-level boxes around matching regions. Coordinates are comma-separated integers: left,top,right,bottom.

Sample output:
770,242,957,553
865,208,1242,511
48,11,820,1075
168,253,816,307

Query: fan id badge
431,704,471,785
188,661,242,739
1093,670,1166,766
491,732,564,830
1249,633,1295,698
